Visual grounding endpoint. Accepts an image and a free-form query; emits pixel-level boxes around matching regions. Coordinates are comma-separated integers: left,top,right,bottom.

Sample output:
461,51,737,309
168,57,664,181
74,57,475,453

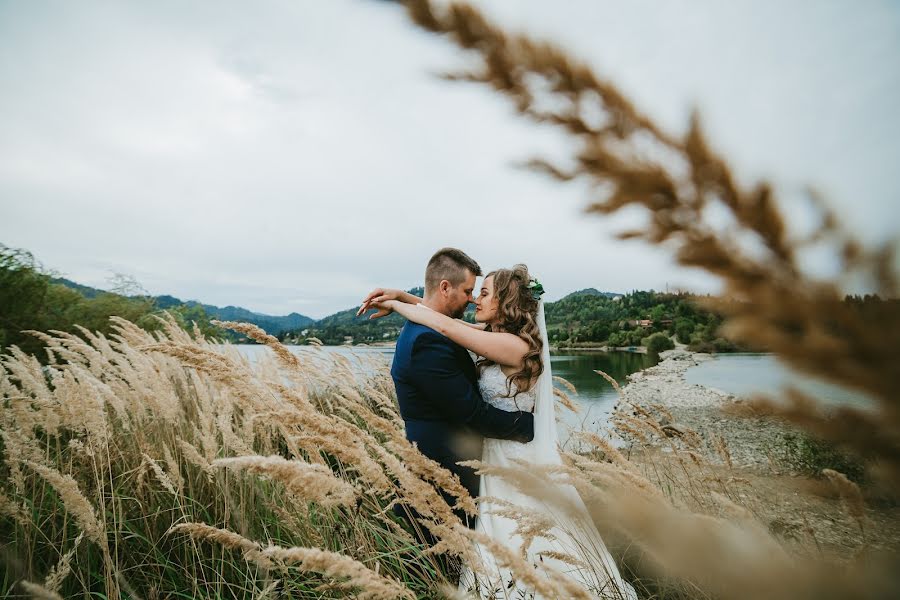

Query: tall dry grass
1,311,895,599
0,313,649,599
2,1,898,599
0,316,469,598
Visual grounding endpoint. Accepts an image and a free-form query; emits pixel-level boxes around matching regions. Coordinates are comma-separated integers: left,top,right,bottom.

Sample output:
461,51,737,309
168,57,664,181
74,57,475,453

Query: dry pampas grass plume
167,522,414,600
22,461,105,547
211,455,357,508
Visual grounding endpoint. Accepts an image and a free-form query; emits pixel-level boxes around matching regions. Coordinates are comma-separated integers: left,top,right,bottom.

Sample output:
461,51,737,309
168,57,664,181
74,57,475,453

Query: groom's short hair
425,248,482,293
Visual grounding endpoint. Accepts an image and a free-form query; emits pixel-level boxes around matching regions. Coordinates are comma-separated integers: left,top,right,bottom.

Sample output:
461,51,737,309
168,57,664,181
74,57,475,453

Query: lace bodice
478,363,536,413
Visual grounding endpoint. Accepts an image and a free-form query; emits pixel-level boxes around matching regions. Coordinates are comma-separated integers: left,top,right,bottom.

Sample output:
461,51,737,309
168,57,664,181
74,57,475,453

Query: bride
362,264,636,599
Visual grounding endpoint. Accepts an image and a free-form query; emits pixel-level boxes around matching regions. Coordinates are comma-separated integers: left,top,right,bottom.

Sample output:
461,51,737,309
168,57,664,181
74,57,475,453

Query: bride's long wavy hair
477,264,544,399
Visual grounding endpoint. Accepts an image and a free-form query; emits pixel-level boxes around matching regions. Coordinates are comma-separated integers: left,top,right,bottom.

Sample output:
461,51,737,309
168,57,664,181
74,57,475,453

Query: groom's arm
409,332,534,443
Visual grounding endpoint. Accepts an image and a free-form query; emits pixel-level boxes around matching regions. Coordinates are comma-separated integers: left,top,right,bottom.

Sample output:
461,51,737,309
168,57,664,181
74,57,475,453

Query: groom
381,248,535,525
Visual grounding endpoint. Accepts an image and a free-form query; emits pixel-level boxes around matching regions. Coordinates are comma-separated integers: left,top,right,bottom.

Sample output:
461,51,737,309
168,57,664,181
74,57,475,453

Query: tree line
283,288,740,351
0,244,227,359
286,287,894,353
5,243,891,356
545,289,735,352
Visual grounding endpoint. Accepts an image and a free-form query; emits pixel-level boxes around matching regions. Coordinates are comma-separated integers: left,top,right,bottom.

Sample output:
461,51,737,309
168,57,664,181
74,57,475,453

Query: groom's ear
438,279,451,296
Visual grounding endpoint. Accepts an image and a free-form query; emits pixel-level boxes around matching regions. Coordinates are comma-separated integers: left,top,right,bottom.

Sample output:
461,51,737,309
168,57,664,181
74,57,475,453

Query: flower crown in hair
526,277,545,301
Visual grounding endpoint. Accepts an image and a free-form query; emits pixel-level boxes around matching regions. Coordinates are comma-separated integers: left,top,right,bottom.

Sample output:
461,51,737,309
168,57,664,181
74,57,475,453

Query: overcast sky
2,0,898,318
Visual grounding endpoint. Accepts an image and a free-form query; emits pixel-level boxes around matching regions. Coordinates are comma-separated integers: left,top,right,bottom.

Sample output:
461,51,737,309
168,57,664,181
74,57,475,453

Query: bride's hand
356,288,411,317
361,300,396,320
357,287,391,317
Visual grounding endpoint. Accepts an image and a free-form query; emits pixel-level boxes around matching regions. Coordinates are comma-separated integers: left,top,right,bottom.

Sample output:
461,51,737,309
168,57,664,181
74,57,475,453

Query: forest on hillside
286,288,745,351
285,287,893,354
5,243,891,357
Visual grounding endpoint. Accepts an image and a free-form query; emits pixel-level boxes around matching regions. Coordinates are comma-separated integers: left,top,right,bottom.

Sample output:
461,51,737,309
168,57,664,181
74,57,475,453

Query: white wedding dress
458,303,637,599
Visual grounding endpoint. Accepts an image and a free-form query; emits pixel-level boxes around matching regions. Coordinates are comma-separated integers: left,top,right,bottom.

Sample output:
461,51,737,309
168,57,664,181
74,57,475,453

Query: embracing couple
359,248,636,599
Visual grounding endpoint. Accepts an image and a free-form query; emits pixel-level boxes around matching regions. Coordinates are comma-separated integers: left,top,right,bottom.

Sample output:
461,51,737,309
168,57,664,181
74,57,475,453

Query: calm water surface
685,352,876,409
233,345,658,438
548,351,658,434
235,346,876,440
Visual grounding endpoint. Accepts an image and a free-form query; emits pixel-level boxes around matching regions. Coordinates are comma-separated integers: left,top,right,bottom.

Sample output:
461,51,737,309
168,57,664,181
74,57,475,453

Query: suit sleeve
409,332,534,443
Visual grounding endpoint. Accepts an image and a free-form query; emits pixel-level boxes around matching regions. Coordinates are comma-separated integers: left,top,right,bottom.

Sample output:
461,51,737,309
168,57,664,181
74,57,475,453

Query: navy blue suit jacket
391,321,534,505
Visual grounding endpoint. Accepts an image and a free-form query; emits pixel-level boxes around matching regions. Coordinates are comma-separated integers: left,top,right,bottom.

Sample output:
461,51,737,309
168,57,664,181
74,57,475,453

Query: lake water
233,345,658,440
232,345,878,436
684,352,877,410
548,351,659,434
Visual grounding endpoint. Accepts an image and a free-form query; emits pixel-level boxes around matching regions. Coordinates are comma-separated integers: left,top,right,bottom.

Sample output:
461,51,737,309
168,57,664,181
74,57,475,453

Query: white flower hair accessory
526,277,545,301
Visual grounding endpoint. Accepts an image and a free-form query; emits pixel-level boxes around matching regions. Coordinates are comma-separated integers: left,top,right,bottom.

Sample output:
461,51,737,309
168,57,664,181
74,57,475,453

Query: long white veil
531,300,563,465
463,299,639,599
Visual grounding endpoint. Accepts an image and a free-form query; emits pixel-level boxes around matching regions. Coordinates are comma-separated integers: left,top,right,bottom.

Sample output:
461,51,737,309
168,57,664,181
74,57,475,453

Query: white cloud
1,0,897,318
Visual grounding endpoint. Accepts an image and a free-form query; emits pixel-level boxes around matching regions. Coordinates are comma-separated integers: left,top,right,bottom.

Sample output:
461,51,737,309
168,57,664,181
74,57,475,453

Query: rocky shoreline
613,350,900,558
617,349,800,472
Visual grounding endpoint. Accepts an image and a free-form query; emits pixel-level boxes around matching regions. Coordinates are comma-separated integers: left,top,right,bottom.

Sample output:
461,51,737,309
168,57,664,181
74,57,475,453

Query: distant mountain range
51,277,623,337
51,277,104,299
52,277,314,335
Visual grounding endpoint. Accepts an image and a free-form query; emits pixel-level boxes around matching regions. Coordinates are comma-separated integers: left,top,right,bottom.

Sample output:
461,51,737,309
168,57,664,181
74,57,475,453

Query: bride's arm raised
380,300,527,368
357,288,485,329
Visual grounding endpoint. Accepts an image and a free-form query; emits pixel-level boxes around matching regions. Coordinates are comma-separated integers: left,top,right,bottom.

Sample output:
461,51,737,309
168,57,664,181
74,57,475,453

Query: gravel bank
617,349,801,471
613,351,900,560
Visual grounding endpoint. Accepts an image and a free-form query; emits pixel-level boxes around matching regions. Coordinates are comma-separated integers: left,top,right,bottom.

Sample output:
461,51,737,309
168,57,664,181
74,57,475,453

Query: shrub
607,331,626,347
779,432,867,482
646,333,675,353
675,319,695,344
688,340,716,353
712,337,738,352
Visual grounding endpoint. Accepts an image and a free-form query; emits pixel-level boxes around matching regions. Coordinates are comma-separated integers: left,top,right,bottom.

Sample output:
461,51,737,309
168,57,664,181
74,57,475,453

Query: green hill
293,287,425,344
560,288,622,300
289,287,750,351
50,280,314,336
49,277,104,299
